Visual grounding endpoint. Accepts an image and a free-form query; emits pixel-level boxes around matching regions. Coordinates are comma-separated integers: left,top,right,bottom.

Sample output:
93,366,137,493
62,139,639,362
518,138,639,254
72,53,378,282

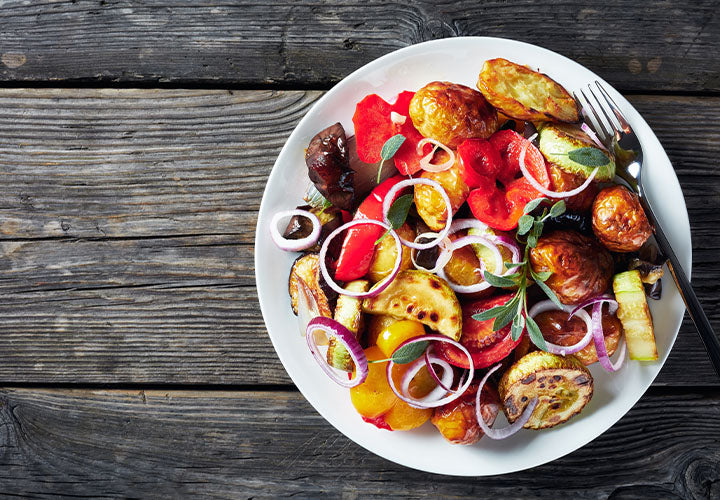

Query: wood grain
0,89,717,384
0,1,719,92
0,388,718,498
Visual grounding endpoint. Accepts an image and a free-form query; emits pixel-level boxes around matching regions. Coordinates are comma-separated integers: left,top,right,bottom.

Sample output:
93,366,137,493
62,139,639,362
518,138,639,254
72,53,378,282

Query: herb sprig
378,134,406,183
367,340,429,364
375,193,413,245
472,198,567,350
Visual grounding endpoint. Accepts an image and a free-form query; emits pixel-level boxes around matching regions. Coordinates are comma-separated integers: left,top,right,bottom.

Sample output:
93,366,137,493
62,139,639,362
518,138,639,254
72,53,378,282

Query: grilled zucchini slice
613,270,658,361
538,123,615,181
498,351,593,429
362,270,462,340
288,254,332,318
327,280,369,371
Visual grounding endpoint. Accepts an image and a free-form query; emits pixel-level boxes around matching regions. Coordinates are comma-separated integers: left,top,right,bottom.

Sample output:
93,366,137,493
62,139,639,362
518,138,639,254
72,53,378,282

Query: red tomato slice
436,294,523,369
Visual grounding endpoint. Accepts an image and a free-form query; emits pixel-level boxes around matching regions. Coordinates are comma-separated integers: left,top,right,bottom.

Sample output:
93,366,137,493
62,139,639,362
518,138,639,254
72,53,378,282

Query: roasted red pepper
352,92,430,176
457,138,503,189
466,130,550,231
334,175,406,282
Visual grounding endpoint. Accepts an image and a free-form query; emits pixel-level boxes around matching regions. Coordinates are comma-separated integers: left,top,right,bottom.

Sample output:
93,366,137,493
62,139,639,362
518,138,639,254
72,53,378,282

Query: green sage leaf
523,197,547,214
511,313,526,341
532,272,564,308
380,134,406,161
567,147,610,167
386,194,414,229
525,315,547,351
492,296,520,331
549,200,566,218
483,271,518,288
391,340,429,364
517,215,534,236
471,304,510,322
532,270,552,282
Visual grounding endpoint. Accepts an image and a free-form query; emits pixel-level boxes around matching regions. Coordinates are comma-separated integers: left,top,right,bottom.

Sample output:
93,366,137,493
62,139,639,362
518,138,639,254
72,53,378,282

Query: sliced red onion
476,363,538,439
449,218,489,235
306,317,368,388
400,354,454,404
591,302,627,372
449,220,522,277
319,219,402,298
270,209,321,252
569,294,618,318
528,300,593,355
416,138,455,172
390,112,406,125
580,122,607,150
437,234,502,294
386,334,474,409
410,232,453,274
490,235,522,274
424,346,459,394
518,141,599,198
382,178,452,250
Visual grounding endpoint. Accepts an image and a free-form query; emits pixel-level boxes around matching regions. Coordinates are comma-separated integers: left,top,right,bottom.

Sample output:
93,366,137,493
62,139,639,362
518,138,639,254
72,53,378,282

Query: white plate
255,37,690,476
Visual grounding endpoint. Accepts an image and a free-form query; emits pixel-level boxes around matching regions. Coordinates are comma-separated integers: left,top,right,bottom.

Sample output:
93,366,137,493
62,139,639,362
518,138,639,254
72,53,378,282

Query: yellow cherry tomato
376,320,426,358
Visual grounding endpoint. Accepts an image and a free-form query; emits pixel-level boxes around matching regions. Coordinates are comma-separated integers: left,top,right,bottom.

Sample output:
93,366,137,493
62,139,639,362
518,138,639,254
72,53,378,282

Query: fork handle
639,197,720,377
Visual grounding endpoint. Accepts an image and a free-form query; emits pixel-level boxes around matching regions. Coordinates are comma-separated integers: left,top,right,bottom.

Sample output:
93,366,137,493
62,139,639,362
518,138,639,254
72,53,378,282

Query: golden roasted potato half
592,185,652,252
477,58,579,123
409,81,499,148
414,158,470,231
498,351,593,429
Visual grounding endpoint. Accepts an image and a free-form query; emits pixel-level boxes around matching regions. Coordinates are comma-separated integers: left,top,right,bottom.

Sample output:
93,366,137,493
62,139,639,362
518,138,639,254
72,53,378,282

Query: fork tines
574,82,630,144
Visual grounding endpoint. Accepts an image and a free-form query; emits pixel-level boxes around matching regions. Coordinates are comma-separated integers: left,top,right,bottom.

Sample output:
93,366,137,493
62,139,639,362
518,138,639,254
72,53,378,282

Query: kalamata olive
283,205,343,255
499,119,517,131
592,185,652,252
413,236,440,270
543,211,592,235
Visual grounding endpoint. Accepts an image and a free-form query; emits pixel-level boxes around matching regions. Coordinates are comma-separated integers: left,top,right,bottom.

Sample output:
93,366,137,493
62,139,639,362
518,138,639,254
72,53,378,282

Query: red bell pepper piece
467,130,551,231
334,175,406,282
457,138,503,189
352,91,429,176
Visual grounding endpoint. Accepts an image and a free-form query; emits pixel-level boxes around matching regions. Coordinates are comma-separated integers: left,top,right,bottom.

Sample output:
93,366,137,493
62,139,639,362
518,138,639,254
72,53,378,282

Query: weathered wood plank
0,1,719,92
0,90,717,384
0,388,717,498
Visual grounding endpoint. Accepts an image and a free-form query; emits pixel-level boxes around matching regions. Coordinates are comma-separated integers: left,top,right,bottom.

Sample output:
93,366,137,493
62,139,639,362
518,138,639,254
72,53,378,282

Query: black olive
499,120,516,131
413,237,440,270
543,211,592,235
523,122,539,146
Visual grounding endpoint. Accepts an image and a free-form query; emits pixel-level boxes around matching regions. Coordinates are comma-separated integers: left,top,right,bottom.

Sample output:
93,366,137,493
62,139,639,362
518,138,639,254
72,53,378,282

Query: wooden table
0,1,718,497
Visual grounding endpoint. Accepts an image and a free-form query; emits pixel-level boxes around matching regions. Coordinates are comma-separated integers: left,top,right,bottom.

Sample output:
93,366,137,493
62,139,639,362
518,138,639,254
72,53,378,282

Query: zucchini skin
613,270,658,361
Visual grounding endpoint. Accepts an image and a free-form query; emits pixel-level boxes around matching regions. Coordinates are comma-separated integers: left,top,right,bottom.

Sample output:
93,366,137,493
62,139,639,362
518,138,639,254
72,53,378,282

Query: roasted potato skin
533,309,623,365
409,81,498,149
477,58,579,123
529,230,614,305
547,162,598,212
592,185,652,252
414,161,470,231
431,382,500,445
368,223,415,283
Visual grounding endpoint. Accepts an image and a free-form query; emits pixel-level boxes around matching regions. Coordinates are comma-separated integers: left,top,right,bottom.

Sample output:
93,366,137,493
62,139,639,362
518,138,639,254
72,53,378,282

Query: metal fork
576,81,720,378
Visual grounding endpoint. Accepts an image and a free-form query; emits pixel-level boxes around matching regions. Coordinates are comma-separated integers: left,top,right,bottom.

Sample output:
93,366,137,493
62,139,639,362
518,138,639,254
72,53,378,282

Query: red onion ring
580,122,607,150
382,178,452,250
270,209,321,252
390,111,406,125
424,346,460,394
449,220,522,277
518,141,599,198
410,233,453,274
476,363,538,439
569,294,618,318
591,302,627,372
490,235,522,270
306,317,368,388
386,335,474,409
416,138,455,172
449,218,489,234
528,300,593,355
318,219,402,298
400,354,454,404
437,235,502,294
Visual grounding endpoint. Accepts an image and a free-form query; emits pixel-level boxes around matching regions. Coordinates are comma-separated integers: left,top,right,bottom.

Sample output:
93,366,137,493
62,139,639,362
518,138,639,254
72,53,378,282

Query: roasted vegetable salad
269,58,663,445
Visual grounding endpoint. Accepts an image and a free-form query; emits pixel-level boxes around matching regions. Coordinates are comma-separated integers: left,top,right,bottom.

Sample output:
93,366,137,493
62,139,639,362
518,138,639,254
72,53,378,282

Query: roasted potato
592,185,652,252
409,81,499,148
547,162,598,212
414,159,470,231
431,382,501,445
477,58,579,123
368,223,415,283
529,230,614,305
533,308,623,365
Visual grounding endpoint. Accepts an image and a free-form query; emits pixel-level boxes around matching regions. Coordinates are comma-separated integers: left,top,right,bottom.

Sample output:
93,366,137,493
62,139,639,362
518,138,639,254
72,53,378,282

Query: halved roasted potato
414,154,470,231
477,58,579,123
498,351,593,429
